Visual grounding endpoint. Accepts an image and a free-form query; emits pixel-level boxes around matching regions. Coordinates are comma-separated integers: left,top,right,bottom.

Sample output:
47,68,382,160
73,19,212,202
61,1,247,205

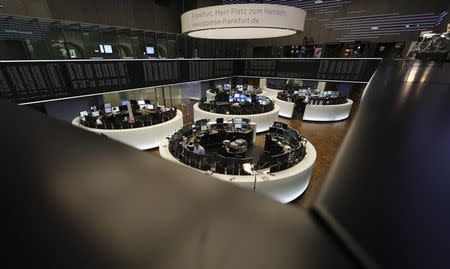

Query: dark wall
0,0,182,33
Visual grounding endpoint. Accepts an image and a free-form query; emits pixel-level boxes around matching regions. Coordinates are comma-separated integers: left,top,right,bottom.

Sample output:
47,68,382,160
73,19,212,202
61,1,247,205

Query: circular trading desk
159,138,316,204
273,96,296,119
303,99,353,121
193,102,280,133
206,89,267,102
72,110,183,150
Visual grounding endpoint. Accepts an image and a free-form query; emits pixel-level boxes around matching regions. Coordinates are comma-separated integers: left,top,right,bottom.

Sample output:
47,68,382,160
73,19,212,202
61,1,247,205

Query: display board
236,58,380,82
0,58,379,104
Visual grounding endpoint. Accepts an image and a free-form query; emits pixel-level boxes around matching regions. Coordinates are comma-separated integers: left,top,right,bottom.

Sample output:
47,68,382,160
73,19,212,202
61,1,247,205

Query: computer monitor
104,44,113,54
138,100,145,105
216,118,224,124
274,121,287,129
294,91,299,94
121,100,129,106
104,103,111,109
148,104,154,110
201,125,208,131
245,96,252,102
235,123,242,129
240,97,246,103
236,85,243,90
247,85,253,90
80,111,88,117
104,107,112,113
229,96,234,103
92,111,100,117
224,84,231,90
234,93,240,98
234,118,242,124
112,106,119,113
146,46,155,55
90,106,97,111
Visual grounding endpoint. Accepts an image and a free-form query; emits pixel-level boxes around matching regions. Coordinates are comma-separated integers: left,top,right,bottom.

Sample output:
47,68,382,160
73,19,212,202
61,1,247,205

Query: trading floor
147,98,357,209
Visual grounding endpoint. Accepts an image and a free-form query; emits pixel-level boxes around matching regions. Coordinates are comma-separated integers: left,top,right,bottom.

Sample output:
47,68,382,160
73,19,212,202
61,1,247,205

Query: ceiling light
181,4,306,39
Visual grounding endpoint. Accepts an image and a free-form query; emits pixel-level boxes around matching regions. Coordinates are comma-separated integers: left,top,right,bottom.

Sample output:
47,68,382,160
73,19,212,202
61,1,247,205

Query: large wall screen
0,58,380,104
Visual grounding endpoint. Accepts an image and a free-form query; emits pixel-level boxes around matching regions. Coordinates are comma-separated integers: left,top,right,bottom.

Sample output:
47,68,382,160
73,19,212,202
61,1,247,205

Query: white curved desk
193,103,280,133
273,96,296,119
159,138,316,204
303,99,353,122
72,110,183,150
261,87,281,100
206,89,267,102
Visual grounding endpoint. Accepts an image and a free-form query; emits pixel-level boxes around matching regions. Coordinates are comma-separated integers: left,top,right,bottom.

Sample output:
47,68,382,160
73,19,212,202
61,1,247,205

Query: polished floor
147,98,358,209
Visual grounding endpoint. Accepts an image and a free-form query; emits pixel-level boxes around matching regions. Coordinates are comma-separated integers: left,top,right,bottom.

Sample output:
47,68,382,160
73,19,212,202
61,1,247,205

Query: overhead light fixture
181,4,306,39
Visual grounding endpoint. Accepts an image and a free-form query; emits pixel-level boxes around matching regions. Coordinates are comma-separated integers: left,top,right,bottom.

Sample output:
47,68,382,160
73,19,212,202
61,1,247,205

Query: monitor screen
148,104,154,110
92,111,100,117
224,84,231,90
235,118,242,124
104,107,112,113
112,107,119,113
229,96,234,103
235,123,242,129
80,111,88,117
104,44,113,54
138,100,145,105
234,93,240,98
236,85,243,90
99,44,104,53
104,103,111,108
146,46,155,54
294,91,299,94
201,125,208,131
245,97,252,102
240,98,246,103
247,85,253,90
121,100,129,106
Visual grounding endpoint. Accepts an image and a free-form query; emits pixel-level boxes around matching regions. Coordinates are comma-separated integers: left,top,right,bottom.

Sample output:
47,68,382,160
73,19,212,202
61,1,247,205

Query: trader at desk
192,140,205,155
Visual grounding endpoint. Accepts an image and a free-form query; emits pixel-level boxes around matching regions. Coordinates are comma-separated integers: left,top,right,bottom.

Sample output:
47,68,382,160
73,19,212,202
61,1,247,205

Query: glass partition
156,33,168,59
39,19,68,59
117,28,134,58
144,31,157,58
14,17,50,59
100,26,120,59
81,24,102,58
131,30,145,59
167,34,177,59
0,16,28,59
62,22,87,58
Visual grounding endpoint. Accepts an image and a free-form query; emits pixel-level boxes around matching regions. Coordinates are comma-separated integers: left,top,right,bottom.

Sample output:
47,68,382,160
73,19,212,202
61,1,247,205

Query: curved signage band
181,4,306,39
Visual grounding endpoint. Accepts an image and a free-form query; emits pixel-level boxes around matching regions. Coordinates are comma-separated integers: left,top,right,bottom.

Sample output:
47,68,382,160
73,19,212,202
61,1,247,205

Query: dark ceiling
220,0,449,44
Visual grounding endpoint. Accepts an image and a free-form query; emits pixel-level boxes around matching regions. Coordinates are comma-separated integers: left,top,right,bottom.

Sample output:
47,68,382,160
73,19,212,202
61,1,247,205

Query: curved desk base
273,97,295,119
193,103,280,133
303,99,353,122
72,110,183,150
159,138,316,203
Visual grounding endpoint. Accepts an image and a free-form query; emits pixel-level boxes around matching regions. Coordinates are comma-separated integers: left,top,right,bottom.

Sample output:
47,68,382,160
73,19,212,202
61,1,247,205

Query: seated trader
139,106,151,116
192,140,205,155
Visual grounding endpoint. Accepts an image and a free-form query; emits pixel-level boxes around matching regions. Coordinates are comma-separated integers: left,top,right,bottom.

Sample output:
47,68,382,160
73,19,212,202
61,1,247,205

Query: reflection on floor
147,99,358,209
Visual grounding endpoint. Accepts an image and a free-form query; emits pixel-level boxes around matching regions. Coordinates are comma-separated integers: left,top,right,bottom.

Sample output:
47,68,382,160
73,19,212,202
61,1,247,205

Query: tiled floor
147,99,358,209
